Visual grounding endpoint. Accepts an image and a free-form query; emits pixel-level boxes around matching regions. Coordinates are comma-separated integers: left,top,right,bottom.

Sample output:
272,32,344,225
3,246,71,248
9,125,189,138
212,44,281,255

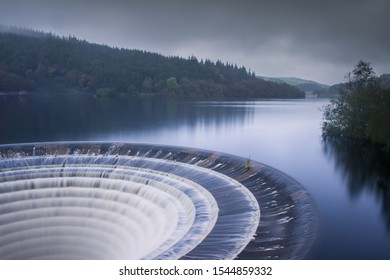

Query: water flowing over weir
0,142,318,260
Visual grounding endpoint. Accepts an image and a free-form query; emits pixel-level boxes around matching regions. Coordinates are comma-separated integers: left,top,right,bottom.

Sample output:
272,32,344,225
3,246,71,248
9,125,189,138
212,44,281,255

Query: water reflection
0,96,253,144
322,139,390,230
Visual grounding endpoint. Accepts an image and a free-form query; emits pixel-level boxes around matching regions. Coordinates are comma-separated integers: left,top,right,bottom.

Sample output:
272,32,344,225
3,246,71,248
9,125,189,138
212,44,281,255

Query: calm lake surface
1,95,390,259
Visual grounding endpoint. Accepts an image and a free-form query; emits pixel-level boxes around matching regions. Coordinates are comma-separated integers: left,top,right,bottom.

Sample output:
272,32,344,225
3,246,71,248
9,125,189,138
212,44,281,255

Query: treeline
0,29,304,98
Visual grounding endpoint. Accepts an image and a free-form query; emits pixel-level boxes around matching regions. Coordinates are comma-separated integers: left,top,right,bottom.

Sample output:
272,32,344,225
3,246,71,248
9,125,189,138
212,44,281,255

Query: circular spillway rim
0,141,318,260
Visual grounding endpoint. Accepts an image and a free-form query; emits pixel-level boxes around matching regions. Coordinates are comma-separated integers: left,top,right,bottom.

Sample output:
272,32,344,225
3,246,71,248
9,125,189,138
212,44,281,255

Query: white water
0,153,260,260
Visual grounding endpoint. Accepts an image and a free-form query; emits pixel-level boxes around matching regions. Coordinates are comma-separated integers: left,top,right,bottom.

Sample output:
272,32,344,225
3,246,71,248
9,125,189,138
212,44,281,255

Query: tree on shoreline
322,61,390,150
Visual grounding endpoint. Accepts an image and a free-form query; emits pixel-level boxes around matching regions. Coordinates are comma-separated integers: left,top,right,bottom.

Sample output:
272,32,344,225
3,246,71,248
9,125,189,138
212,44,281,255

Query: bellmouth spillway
0,142,318,260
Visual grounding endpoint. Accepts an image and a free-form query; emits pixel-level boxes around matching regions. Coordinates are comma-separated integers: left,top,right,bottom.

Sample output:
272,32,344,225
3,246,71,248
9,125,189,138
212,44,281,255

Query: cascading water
0,142,318,260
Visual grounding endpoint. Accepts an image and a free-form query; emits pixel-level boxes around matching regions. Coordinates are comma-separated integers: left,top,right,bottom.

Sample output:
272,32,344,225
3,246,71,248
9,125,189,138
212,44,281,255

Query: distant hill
258,71,390,99
316,74,390,97
258,76,327,87
0,28,304,99
257,76,330,93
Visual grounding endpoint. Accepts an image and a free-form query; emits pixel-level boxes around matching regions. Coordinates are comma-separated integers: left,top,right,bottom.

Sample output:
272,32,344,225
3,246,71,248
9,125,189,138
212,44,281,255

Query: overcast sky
1,0,389,85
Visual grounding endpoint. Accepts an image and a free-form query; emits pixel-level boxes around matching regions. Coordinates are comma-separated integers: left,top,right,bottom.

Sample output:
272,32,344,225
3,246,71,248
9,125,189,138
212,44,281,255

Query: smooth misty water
1,95,390,259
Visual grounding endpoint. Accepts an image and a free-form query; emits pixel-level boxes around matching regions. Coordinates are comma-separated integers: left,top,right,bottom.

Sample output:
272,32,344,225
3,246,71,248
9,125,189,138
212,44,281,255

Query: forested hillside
0,29,304,98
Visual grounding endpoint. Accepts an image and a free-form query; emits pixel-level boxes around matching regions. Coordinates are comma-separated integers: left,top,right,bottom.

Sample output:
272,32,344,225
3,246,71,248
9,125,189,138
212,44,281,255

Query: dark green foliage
0,29,304,98
322,61,390,150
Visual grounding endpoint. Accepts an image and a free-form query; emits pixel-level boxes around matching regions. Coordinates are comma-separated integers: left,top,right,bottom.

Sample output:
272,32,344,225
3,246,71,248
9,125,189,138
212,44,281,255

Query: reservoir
1,95,389,259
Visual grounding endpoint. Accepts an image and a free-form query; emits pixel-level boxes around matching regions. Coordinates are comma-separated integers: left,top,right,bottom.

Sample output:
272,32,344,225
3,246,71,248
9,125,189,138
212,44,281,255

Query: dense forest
0,28,304,98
